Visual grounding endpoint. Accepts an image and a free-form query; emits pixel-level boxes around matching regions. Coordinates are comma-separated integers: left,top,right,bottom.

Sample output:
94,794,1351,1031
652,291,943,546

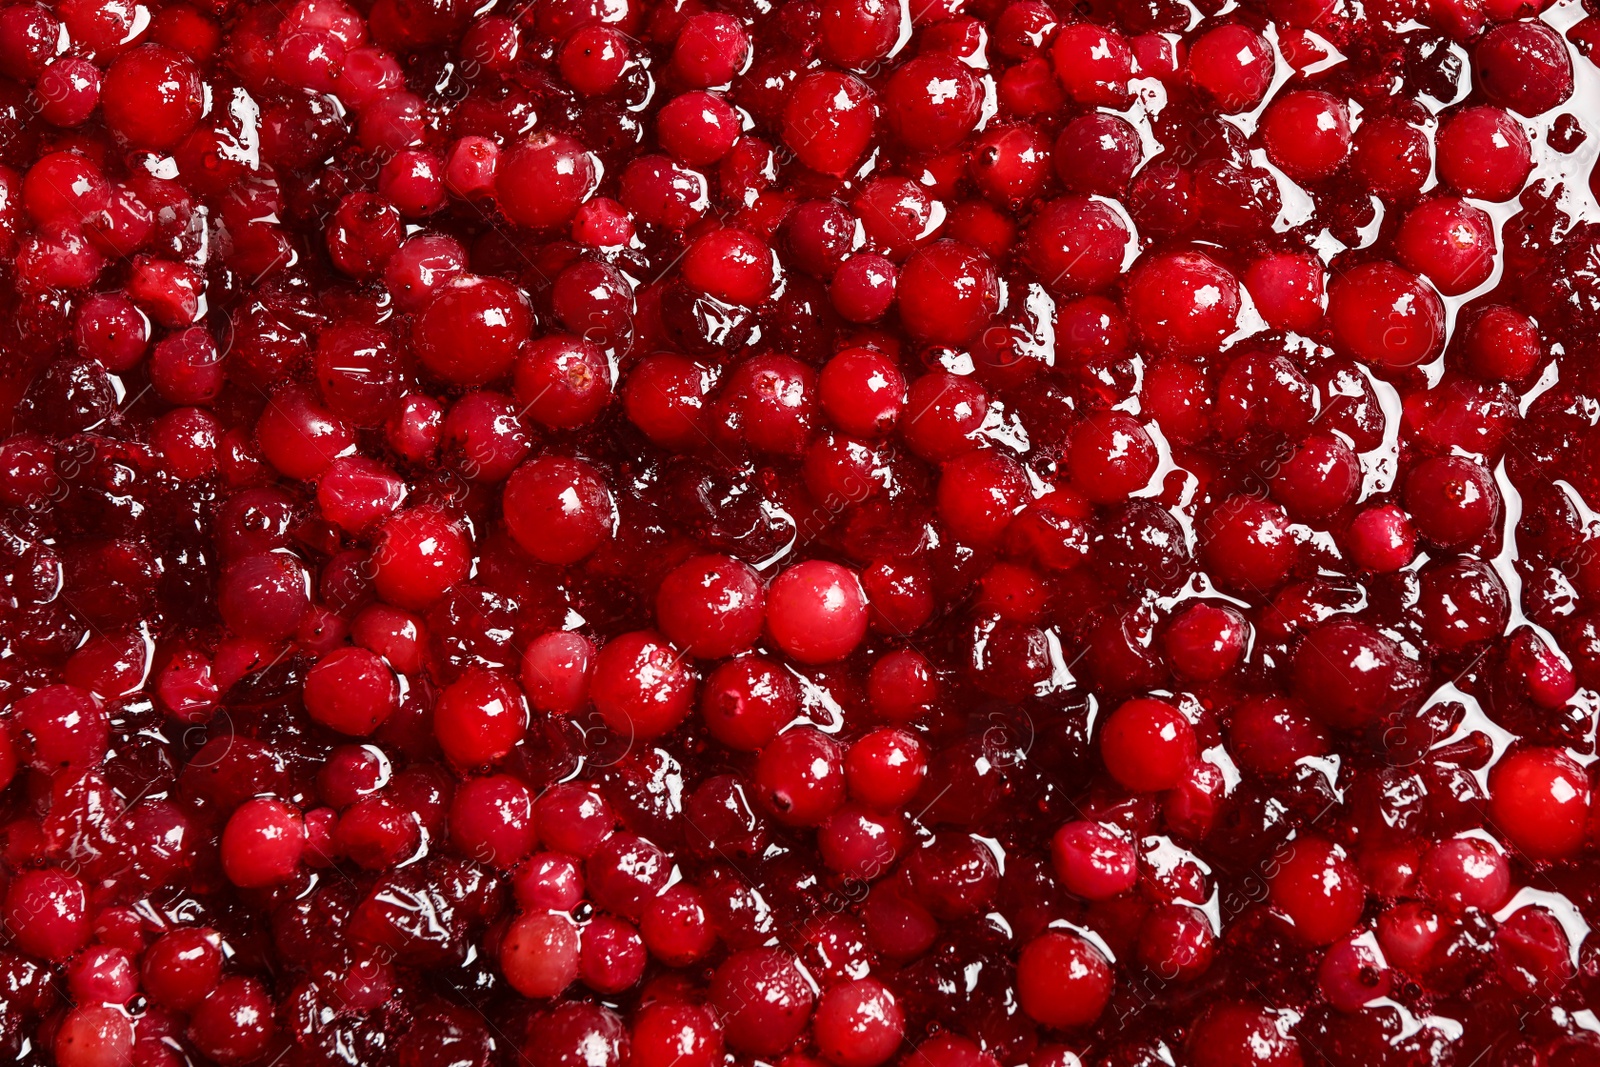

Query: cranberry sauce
0,0,1599,1063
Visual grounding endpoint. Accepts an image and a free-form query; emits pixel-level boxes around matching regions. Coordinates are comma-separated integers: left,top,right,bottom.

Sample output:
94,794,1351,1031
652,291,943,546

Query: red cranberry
1269,836,1364,946
187,976,276,1065
631,1000,723,1067
701,656,798,751
765,560,869,664
1068,411,1158,503
783,71,875,176
1345,504,1417,573
1488,747,1590,860
1124,251,1240,356
1436,106,1531,202
590,631,697,741
813,978,904,1067
846,728,927,807
1186,1004,1302,1067
1292,619,1419,729
754,728,846,827
1164,603,1248,682
502,911,580,998
1474,20,1572,117
1186,24,1273,112
496,133,598,231
451,775,537,869
1259,90,1351,183
1404,455,1499,548
712,949,814,1055
1051,23,1132,107
2,867,88,960
1051,820,1137,900
1100,697,1196,792
897,241,999,346
1327,261,1445,369
220,797,306,887
1395,196,1497,296
432,669,528,769
1053,113,1141,197
303,647,398,736
1024,197,1129,296
1244,251,1325,335
102,45,203,149
1015,932,1112,1028
503,457,615,565
372,507,472,610
1137,904,1216,982
415,275,534,386
1349,118,1429,201
12,684,108,773
1317,935,1391,1012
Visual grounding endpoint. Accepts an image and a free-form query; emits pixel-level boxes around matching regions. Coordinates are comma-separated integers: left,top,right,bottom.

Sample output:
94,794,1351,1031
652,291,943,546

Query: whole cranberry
1351,116,1431,199
2,867,88,960
220,797,306,887
813,979,904,1067
1244,251,1325,335
1395,196,1497,296
496,133,599,230
712,949,815,1055
1051,22,1132,107
632,1000,723,1067
1015,932,1112,1028
501,911,580,998
1292,619,1419,729
1259,90,1351,183
1124,251,1240,356
1100,697,1196,792
1053,113,1141,196
1488,747,1590,860
1024,197,1129,296
765,560,869,664
1327,261,1444,368
1268,836,1364,946
783,71,875,177
1474,20,1572,116
1186,24,1273,112
521,630,596,715
590,631,697,741
416,275,534,386
503,456,615,565
897,241,999,346
754,728,846,827
886,54,981,153
102,45,203,149
1185,1004,1303,1067
1436,106,1531,202
432,669,528,768
303,647,398,736
1050,820,1137,900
